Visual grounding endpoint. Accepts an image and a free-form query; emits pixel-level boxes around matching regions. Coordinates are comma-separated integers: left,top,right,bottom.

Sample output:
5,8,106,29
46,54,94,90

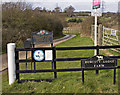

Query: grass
2,35,120,94
108,49,120,56
53,35,65,40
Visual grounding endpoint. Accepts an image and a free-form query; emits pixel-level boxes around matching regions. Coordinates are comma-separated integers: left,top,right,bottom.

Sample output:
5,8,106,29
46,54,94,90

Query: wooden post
82,69,84,84
102,26,105,45
53,47,57,79
113,68,116,84
98,24,103,46
15,50,20,83
51,43,54,70
26,51,27,70
91,25,94,40
96,45,99,74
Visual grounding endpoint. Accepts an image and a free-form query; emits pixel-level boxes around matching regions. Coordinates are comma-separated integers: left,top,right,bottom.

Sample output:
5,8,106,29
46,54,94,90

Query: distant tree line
64,5,75,17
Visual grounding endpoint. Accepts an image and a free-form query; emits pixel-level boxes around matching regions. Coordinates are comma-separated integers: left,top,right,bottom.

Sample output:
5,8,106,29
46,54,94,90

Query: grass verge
2,35,120,94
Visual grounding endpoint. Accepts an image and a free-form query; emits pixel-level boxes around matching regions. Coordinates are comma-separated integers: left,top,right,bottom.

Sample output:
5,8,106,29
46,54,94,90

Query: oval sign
33,50,44,61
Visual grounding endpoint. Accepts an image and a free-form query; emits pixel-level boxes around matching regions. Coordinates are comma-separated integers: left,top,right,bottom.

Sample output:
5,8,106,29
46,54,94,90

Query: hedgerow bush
68,19,76,23
68,18,82,23
81,17,94,36
76,19,82,23
2,2,64,53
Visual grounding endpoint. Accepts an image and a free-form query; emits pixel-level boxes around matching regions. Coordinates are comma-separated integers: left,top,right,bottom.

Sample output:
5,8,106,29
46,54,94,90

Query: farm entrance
15,45,120,84
91,25,120,53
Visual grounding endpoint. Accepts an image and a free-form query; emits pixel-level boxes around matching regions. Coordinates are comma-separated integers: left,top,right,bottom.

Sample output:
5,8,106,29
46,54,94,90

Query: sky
2,0,120,12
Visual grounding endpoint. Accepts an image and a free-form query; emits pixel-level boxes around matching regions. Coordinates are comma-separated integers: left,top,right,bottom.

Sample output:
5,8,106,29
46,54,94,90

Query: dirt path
0,35,76,72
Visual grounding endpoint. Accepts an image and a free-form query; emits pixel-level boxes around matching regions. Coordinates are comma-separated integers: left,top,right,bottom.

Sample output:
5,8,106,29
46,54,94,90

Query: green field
2,35,120,94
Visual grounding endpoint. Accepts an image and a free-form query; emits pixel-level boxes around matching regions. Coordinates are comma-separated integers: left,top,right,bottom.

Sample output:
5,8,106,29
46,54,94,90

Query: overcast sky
2,0,120,12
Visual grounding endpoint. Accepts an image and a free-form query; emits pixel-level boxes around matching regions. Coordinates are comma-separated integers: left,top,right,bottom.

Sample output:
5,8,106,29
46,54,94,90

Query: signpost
32,30,53,47
92,0,102,75
81,55,117,84
94,10,98,55
81,55,117,68
92,0,101,55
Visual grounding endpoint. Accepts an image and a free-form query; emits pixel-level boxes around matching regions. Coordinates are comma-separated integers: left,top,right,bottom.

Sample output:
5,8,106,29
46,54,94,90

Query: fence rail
15,45,120,84
16,45,120,51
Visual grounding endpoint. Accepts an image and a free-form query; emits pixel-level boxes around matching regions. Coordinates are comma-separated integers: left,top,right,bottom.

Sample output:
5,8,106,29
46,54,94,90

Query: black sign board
81,55,117,68
32,30,53,45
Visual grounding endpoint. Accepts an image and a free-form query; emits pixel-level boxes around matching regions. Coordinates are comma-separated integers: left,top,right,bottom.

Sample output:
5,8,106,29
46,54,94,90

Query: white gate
103,26,120,53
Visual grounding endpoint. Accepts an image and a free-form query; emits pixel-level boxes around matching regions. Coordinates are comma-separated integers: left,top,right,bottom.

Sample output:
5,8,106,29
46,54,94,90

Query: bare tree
64,5,75,17
42,7,47,12
2,2,32,11
34,7,42,13
54,6,62,13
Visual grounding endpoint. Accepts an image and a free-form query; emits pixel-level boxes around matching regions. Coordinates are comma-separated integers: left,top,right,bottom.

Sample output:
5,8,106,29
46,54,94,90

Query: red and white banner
92,0,101,9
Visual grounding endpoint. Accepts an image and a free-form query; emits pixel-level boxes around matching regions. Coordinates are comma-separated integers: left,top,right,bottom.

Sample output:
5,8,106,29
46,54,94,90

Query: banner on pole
91,0,102,16
93,0,101,9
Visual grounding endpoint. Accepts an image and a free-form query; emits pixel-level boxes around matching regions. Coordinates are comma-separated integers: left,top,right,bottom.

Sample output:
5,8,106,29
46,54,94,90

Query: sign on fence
45,50,53,61
33,50,45,62
111,29,117,36
32,49,53,62
81,55,117,68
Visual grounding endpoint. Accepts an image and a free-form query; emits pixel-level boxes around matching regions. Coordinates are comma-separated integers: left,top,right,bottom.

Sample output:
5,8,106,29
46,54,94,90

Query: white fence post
94,9,98,55
7,43,16,85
